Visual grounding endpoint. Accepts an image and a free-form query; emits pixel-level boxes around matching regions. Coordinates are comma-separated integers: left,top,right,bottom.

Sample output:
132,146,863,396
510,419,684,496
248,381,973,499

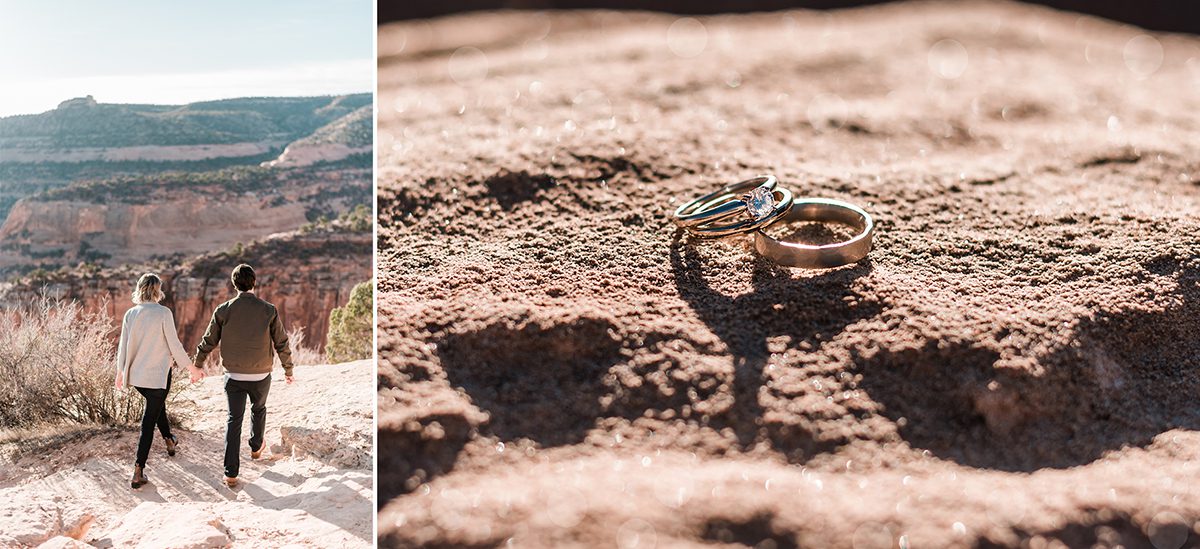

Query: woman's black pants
134,371,173,467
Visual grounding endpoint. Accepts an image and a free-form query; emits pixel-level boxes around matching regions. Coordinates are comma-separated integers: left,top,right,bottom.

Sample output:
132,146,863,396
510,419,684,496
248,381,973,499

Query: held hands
285,375,295,385
189,365,206,384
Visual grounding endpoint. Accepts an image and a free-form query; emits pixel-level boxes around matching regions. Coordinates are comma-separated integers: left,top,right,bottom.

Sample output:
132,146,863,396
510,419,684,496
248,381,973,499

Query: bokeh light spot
1147,511,1189,549
928,39,969,79
616,518,658,549
667,18,708,58
448,46,489,84
1124,34,1163,78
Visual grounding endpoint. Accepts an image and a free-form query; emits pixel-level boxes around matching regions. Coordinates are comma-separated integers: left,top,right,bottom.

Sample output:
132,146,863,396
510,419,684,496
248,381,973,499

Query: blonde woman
114,273,205,489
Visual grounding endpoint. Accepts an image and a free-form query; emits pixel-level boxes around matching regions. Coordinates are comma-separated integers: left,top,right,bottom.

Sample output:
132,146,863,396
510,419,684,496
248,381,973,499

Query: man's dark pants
224,375,271,478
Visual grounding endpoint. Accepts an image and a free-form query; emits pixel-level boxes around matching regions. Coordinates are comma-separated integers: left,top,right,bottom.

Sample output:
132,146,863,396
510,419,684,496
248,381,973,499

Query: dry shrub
0,297,195,429
0,297,130,427
282,326,325,367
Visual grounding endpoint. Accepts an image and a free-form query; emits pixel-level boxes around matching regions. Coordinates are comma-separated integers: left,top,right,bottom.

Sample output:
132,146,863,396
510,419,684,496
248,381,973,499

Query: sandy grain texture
376,2,1200,547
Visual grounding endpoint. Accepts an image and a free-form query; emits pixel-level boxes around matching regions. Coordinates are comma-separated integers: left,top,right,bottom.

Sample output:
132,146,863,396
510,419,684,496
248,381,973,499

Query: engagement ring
673,175,794,238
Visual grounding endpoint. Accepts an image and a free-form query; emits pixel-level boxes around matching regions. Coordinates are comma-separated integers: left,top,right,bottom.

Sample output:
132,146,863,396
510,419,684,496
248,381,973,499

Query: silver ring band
754,198,874,268
673,175,778,228
687,186,794,238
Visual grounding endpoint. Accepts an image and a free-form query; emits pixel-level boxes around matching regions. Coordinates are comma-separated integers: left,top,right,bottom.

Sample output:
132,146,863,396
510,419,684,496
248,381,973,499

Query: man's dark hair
232,264,256,292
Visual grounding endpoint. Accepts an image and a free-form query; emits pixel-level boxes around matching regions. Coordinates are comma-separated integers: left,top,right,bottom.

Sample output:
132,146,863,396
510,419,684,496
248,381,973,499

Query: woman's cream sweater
115,303,193,390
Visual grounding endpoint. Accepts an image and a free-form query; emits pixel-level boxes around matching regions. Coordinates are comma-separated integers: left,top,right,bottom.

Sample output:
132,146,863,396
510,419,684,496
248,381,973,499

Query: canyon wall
0,228,371,351
0,163,370,272
0,198,309,268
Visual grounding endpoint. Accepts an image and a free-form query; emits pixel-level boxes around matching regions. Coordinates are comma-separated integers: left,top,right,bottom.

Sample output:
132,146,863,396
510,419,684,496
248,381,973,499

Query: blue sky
0,0,373,116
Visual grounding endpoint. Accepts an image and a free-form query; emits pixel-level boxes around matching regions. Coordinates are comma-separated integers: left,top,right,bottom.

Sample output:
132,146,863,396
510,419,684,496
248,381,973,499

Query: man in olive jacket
194,264,294,487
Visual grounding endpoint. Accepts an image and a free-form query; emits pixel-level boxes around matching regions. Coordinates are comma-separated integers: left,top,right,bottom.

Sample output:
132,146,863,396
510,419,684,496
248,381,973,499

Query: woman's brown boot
165,435,178,457
131,465,148,489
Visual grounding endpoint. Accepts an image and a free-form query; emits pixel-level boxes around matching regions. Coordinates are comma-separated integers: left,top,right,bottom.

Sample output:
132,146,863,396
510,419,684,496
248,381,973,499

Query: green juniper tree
326,281,372,363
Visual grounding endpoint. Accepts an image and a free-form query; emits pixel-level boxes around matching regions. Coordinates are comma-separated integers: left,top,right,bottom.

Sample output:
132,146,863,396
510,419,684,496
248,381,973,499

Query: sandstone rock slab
0,496,93,548
102,502,229,549
36,536,94,549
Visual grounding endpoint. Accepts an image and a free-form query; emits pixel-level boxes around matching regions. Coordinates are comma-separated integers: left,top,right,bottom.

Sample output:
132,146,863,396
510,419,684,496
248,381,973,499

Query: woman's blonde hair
132,273,165,304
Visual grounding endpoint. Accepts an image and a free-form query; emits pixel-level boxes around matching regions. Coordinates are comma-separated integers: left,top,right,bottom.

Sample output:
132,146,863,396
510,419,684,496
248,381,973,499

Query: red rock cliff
0,227,371,351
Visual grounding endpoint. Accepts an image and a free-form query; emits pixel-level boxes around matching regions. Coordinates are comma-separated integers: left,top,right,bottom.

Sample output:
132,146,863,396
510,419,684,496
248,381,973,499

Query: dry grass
0,297,198,431
284,326,326,367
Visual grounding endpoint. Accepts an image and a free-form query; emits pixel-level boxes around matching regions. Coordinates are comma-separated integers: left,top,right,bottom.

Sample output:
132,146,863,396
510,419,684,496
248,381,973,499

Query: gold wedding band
753,198,874,269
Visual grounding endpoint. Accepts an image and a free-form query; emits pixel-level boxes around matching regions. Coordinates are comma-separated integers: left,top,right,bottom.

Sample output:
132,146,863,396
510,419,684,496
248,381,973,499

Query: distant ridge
0,93,372,149
292,105,372,148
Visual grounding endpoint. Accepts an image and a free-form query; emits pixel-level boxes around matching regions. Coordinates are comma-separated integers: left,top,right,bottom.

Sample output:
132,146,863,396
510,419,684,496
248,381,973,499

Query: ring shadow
668,229,879,457
675,228,1200,473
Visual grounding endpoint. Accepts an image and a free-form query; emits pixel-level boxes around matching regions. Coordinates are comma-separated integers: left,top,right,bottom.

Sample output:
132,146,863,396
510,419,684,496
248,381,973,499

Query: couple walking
113,264,295,490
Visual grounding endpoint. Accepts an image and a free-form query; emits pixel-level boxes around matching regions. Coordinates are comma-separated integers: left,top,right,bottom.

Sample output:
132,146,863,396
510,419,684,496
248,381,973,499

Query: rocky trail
0,360,374,548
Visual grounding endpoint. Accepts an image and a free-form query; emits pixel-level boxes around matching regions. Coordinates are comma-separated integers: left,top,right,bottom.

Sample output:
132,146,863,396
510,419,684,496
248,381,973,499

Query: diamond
742,186,775,220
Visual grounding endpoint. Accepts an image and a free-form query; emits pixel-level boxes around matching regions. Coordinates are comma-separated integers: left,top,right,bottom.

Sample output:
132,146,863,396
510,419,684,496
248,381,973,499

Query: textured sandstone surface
0,498,93,547
35,537,94,549
0,360,374,548
376,1,1200,547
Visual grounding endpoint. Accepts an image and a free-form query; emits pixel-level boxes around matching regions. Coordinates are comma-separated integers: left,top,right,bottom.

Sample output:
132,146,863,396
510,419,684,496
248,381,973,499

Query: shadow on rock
244,468,374,544
858,280,1200,471
978,512,1199,549
1050,295,1200,460
438,316,624,446
377,412,472,504
854,340,1049,470
702,512,800,549
669,229,879,458
482,170,556,210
